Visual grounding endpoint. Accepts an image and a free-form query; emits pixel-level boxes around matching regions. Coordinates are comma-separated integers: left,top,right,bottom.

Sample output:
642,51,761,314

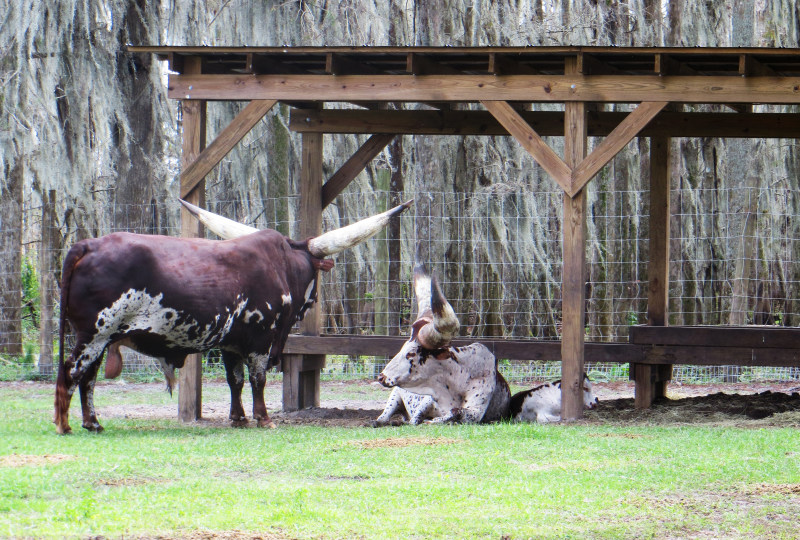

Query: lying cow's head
582,374,599,409
378,265,460,389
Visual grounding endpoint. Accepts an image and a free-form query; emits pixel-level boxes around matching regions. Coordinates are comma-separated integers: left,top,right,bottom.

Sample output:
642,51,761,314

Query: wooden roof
129,45,800,105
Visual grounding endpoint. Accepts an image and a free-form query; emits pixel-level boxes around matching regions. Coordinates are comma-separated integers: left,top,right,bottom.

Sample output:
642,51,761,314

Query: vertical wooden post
635,135,672,407
39,190,56,377
561,57,588,421
282,132,324,411
178,57,206,423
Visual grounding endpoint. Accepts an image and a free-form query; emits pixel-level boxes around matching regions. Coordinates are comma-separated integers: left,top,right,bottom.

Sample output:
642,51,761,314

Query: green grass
1,382,799,539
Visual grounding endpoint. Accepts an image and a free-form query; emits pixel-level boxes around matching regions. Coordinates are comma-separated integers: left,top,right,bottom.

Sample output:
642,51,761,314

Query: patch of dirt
136,531,293,540
351,436,461,449
95,477,171,488
26,380,800,428
739,483,800,496
0,454,75,467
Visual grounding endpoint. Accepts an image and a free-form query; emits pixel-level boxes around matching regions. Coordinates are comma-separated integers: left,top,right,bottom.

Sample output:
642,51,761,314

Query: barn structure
129,45,800,422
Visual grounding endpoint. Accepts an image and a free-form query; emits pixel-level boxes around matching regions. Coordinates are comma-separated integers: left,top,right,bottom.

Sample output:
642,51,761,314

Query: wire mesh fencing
1,179,799,384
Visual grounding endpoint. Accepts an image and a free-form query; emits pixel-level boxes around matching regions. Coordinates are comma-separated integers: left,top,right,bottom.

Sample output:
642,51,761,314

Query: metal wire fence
1,180,798,384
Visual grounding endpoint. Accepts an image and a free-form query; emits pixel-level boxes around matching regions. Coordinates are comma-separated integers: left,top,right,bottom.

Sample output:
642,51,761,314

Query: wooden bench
629,325,800,407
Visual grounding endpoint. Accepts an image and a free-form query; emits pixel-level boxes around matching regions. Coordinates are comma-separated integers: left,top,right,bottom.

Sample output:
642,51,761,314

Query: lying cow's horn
179,199,259,240
307,199,413,257
417,276,459,349
413,263,432,318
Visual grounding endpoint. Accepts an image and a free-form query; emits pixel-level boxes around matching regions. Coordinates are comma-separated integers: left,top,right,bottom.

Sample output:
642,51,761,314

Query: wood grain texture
169,74,800,104
482,100,571,191
180,99,276,198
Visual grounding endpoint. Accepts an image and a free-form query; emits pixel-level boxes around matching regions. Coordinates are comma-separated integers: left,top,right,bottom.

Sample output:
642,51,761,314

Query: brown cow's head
377,265,460,389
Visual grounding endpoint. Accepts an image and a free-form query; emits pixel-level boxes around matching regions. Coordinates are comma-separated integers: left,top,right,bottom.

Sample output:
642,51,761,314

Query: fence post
39,190,57,376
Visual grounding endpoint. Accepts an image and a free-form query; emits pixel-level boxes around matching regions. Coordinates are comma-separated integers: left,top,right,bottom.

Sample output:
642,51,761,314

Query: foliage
1,382,800,539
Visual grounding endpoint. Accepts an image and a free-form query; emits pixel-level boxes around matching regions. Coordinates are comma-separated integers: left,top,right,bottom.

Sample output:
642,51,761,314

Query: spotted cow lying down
373,266,511,426
509,375,598,423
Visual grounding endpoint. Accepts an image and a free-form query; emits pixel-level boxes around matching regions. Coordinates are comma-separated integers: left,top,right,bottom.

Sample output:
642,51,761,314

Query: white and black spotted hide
510,376,598,423
375,342,511,425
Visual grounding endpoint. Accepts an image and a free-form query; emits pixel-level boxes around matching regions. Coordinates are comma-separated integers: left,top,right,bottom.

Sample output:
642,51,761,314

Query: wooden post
38,190,56,377
282,132,324,411
178,57,206,423
560,57,588,421
635,135,672,407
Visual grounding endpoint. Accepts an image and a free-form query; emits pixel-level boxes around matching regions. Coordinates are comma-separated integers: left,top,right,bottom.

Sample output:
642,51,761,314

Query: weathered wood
283,334,639,362
643,345,800,367
634,364,655,409
646,135,673,400
321,133,395,208
570,101,668,195
180,99,276,198
169,73,800,104
630,325,800,349
178,57,206,423
560,57,587,422
290,109,800,138
282,132,324,412
482,100,572,192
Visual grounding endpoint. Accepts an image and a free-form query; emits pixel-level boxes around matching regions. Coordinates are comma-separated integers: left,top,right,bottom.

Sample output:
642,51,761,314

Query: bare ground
80,379,800,429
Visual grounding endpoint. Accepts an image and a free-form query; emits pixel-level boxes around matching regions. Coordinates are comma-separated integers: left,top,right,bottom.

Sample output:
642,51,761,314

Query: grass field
1,380,800,539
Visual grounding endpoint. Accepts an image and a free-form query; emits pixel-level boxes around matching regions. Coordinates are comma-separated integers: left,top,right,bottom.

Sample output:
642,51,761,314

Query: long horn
417,276,459,349
179,199,259,240
413,263,432,319
307,199,413,257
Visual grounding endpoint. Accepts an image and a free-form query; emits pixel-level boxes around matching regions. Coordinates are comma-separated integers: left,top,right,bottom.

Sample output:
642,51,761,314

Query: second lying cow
374,266,511,425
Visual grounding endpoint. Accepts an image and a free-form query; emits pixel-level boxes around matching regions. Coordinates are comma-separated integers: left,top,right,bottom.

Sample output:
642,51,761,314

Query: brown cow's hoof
257,419,277,429
55,424,72,435
82,423,104,433
231,418,249,428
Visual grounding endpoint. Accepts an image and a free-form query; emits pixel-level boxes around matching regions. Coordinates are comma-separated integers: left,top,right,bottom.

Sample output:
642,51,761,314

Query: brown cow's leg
249,368,275,429
78,359,103,432
223,352,248,427
54,355,75,435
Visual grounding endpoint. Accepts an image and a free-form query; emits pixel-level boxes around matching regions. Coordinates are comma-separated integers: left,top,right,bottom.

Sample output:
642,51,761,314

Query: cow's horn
307,199,413,257
413,263,432,318
179,199,259,240
417,276,459,349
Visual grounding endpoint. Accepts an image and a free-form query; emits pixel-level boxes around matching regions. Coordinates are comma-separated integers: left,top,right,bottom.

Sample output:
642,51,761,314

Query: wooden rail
283,328,800,368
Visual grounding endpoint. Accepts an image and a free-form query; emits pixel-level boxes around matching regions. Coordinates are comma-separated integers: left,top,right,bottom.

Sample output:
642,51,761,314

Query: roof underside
131,45,800,77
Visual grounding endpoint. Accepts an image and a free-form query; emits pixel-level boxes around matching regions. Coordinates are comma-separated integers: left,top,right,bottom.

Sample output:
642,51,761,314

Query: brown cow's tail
55,242,88,434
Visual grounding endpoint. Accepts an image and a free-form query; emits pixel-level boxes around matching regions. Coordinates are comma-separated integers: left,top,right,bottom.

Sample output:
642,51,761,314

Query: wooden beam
630,325,800,349
289,109,800,138
739,54,778,77
481,100,571,192
489,53,541,75
284,334,639,362
283,132,324,412
169,73,800,104
178,57,206,424
180,99,276,198
570,101,667,196
560,57,587,422
321,133,395,208
637,134,672,407
643,345,800,367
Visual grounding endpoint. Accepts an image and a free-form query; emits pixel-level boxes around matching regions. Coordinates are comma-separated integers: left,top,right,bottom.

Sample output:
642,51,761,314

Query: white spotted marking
244,309,264,324
281,293,292,306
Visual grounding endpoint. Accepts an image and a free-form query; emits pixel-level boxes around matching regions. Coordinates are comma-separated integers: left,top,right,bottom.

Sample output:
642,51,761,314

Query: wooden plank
630,325,800,349
168,73,800,104
643,345,800,367
560,57,587,422
647,134,673,399
282,132,324,412
178,57,206,423
180,99,276,198
634,364,655,409
570,101,667,195
283,334,639,363
321,133,395,208
290,109,800,138
482,100,572,192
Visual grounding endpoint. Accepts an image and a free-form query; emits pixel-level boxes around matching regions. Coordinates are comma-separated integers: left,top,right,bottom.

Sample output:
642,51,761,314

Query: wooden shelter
130,45,800,421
